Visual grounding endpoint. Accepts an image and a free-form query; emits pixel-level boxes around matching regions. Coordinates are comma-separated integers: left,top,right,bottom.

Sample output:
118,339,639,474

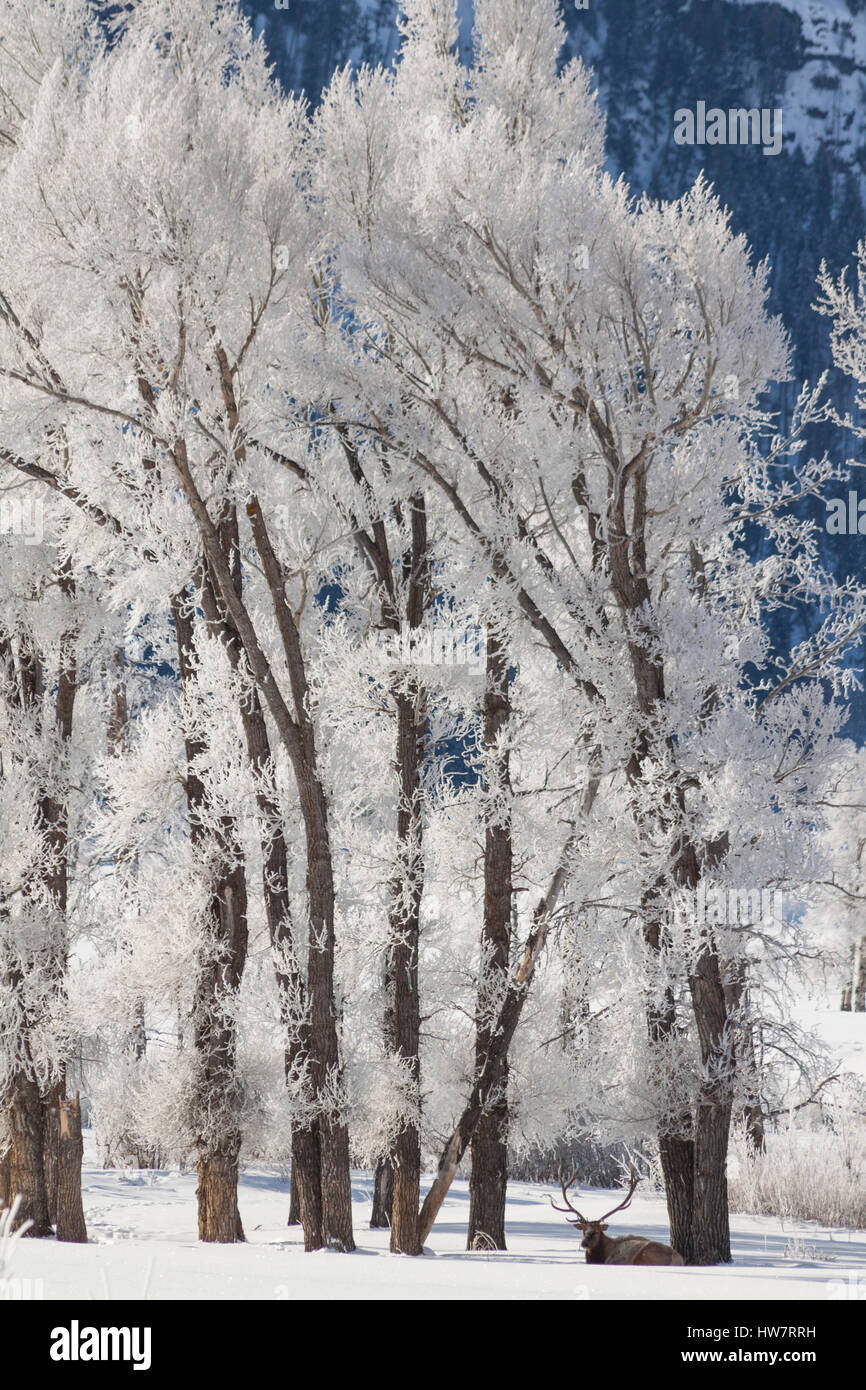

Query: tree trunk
688,943,734,1264
371,954,396,1231
42,1081,63,1229
288,1157,302,1226
842,935,866,1012
190,864,248,1244
370,1154,394,1229
0,1149,9,1211
291,1125,324,1251
172,586,249,1245
5,1073,51,1237
642,894,695,1261
388,673,425,1256
691,1096,732,1264
658,1132,695,1261
724,962,766,1153
468,1107,508,1251
197,1142,245,1243
53,1096,87,1243
608,470,737,1265
468,629,512,1253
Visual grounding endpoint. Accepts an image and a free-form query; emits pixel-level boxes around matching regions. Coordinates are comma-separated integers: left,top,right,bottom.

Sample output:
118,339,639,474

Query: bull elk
548,1169,684,1265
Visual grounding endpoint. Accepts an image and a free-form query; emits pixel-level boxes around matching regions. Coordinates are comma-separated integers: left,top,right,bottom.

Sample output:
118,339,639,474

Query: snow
795,1007,866,1079
8,1140,866,1300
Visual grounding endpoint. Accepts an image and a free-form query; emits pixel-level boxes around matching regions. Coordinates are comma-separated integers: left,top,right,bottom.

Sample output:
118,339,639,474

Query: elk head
549,1169,641,1259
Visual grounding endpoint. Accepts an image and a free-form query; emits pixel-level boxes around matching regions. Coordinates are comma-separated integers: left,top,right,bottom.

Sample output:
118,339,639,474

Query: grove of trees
1,0,865,1266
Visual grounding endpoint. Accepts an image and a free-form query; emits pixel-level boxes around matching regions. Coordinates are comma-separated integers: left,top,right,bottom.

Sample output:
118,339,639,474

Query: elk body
549,1171,684,1266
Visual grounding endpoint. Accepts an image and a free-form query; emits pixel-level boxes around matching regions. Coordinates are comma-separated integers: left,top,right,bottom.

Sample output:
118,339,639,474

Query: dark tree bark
687,936,734,1264
370,954,395,1231
197,1144,245,1244
5,1073,51,1237
468,629,512,1252
42,1081,63,1229
370,1154,394,1229
0,1147,9,1211
171,586,249,1245
291,1126,324,1251
642,895,695,1259
387,494,429,1257
287,1157,302,1226
52,1095,87,1243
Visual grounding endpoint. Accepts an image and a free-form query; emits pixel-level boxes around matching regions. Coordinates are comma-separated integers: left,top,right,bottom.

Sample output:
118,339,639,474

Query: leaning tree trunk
468,629,512,1252
418,793,597,1244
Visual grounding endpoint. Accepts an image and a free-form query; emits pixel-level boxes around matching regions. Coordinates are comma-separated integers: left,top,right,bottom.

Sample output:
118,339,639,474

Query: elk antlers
548,1171,589,1226
597,1168,640,1222
547,1168,641,1226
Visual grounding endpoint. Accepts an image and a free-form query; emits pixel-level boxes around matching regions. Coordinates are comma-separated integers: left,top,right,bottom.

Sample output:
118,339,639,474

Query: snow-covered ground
794,1007,866,1080
8,1144,866,1301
